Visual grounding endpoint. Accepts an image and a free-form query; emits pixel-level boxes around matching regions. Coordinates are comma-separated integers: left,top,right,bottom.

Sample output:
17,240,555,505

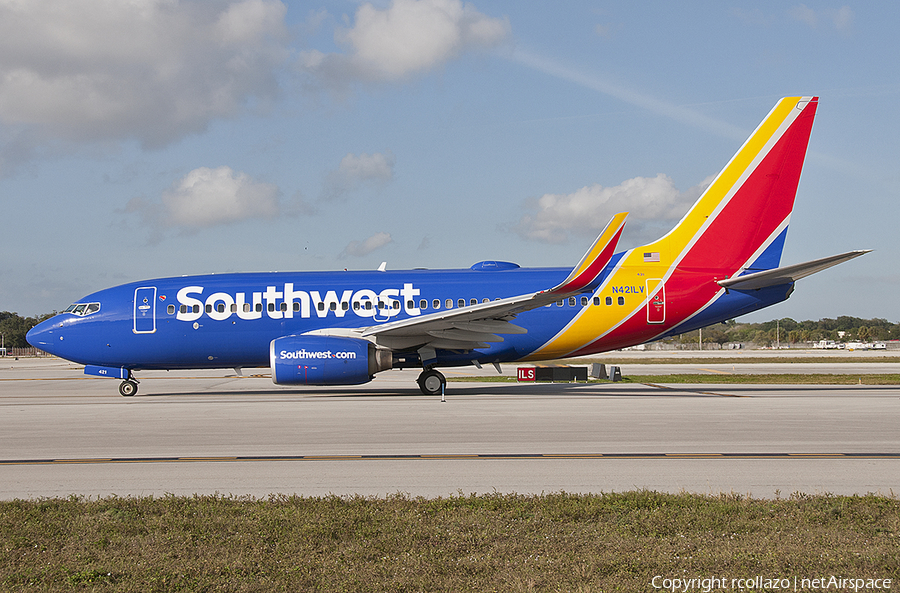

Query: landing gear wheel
417,369,446,396
119,380,138,397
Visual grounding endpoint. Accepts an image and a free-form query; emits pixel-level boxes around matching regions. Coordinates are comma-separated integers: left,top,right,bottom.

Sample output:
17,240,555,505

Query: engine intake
269,335,392,385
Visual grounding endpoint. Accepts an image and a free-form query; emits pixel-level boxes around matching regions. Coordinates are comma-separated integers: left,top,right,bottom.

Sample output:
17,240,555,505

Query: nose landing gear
417,369,446,396
119,372,139,396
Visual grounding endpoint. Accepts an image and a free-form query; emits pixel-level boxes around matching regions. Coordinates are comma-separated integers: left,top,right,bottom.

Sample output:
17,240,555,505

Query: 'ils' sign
517,367,535,381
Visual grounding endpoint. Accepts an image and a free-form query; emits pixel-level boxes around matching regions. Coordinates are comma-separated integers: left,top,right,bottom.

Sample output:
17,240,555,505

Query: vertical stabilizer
528,97,820,359
645,96,818,274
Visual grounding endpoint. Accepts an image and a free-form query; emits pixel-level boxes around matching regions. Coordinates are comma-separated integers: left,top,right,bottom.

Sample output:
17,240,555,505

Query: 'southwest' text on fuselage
176,283,422,322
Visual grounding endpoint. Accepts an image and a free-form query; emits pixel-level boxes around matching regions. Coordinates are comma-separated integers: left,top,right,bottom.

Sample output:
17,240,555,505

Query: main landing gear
417,369,446,396
119,373,139,397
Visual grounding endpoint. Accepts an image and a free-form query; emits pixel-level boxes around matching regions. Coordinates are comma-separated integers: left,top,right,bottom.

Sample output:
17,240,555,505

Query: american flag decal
643,252,660,262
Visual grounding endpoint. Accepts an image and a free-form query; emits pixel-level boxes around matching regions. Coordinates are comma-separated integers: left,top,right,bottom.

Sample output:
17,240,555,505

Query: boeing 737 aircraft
28,96,868,396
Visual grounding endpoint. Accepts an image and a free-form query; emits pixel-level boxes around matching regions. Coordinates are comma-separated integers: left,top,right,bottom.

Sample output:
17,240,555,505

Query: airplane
27,96,869,397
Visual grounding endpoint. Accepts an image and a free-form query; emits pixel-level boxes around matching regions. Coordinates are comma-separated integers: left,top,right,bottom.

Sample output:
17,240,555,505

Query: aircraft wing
305,213,627,361
717,250,871,291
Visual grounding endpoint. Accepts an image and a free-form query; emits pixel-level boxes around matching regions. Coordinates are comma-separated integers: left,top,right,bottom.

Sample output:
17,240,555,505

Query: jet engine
269,335,392,386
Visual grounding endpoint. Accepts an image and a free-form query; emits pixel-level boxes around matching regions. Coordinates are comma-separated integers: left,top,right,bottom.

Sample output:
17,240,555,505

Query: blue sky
1,1,897,323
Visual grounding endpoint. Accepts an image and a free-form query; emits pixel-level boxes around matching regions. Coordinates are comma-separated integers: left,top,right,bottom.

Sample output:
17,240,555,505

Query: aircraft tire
417,369,446,396
119,380,138,397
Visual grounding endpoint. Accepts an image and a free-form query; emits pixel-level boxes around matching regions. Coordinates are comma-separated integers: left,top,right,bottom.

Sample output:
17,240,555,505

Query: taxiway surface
1,359,898,499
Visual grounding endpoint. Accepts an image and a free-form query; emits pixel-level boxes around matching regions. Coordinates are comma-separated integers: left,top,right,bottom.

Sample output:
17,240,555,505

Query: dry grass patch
2,492,899,591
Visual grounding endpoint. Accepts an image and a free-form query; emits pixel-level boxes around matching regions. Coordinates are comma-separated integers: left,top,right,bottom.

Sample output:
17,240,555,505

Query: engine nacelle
269,335,392,386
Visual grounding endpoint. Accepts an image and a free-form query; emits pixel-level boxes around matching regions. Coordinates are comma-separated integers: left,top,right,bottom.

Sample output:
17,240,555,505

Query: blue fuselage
27,260,791,372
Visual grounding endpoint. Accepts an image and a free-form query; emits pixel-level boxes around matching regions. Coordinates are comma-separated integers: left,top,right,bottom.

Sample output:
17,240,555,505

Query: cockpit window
66,302,101,316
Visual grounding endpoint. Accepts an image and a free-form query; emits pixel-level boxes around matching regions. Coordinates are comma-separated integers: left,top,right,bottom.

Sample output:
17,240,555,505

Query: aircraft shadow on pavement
131,381,726,398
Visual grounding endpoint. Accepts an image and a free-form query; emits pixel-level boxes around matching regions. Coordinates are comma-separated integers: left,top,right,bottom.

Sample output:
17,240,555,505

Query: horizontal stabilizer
717,250,871,290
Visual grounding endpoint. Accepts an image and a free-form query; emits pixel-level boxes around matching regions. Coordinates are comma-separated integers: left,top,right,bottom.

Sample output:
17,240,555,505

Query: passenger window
255,303,262,312
268,303,275,312
482,298,489,303
330,302,337,311
180,304,187,314
244,303,252,313
342,302,349,311
193,304,200,314
458,299,465,308
167,304,175,315
280,302,287,312
617,296,625,306
217,303,225,313
581,297,588,306
470,298,477,306
433,299,441,310
293,303,299,312
556,300,563,307
393,302,400,310
205,304,212,313
407,300,414,309
317,302,325,311
353,302,361,310
605,297,612,306
568,297,576,307
446,299,453,309
365,302,372,310
593,297,600,306
420,299,427,310
231,304,238,313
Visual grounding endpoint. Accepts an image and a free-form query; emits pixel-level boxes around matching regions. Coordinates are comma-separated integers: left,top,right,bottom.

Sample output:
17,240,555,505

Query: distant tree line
1,311,898,351
672,317,900,347
0,311,55,349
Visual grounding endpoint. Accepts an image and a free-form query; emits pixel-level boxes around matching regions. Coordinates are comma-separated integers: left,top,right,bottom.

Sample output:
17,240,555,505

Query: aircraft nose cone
26,317,61,353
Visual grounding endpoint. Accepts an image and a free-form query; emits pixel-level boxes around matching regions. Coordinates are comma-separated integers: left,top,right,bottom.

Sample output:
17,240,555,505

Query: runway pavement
1,358,898,499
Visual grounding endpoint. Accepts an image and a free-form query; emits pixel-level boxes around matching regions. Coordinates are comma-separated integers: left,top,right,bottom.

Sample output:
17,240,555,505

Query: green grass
624,374,900,385
450,374,900,384
540,356,900,365
1,492,898,591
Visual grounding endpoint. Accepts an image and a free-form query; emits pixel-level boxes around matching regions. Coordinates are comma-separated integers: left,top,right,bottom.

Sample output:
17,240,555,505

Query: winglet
548,212,628,295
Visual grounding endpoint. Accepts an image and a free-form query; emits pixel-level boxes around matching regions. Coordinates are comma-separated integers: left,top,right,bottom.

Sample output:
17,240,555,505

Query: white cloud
831,6,854,32
338,152,395,181
126,166,280,231
515,174,711,245
0,0,289,147
300,0,509,87
162,166,279,227
593,23,611,38
789,4,854,33
324,151,395,199
340,232,393,258
790,4,819,28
